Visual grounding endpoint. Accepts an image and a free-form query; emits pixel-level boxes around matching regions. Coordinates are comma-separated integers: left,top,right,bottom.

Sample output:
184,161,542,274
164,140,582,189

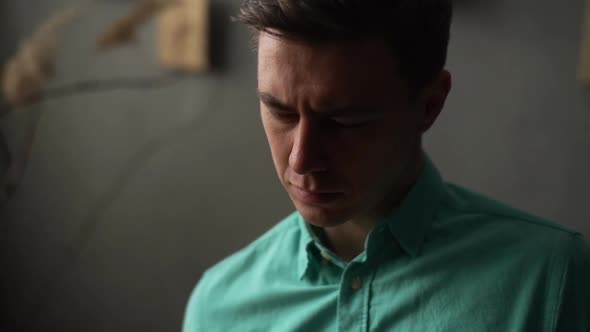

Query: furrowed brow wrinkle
258,91,297,112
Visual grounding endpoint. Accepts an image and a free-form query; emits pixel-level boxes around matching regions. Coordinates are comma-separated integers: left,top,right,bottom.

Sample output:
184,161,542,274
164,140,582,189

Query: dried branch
0,109,41,211
0,74,186,119
0,7,80,209
0,128,11,205
0,73,188,210
1,7,81,108
0,0,188,210
96,0,178,51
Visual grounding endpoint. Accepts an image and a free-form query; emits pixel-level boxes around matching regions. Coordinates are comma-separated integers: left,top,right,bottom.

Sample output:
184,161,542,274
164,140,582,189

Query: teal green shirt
182,159,590,331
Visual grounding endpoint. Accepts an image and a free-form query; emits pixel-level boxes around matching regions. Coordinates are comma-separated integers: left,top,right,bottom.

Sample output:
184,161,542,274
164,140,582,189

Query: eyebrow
257,91,296,112
257,91,380,117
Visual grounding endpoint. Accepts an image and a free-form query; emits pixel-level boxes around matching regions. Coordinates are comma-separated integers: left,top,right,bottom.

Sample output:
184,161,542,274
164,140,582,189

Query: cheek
334,137,386,184
338,126,415,187
262,120,292,175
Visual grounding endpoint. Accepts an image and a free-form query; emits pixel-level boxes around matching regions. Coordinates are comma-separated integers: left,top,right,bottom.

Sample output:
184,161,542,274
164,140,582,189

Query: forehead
257,33,405,108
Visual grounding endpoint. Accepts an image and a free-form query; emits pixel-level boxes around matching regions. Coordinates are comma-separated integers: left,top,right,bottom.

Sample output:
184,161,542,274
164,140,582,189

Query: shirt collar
297,216,316,279
384,155,446,257
297,155,447,278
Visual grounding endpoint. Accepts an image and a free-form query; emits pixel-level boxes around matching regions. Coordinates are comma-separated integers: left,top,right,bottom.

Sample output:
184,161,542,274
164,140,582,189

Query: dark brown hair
234,0,452,95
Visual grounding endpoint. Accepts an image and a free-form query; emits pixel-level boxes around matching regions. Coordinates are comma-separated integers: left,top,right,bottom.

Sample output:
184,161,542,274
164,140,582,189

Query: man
182,0,590,331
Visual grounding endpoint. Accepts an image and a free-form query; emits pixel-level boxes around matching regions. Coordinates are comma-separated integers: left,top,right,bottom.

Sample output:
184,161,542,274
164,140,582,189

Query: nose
289,118,327,175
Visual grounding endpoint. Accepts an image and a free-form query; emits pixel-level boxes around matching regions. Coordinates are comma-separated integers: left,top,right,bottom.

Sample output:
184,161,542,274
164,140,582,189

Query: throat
320,222,373,262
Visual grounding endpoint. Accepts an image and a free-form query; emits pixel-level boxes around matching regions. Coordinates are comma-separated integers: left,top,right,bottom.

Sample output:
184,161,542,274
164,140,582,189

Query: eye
330,117,371,128
267,109,299,122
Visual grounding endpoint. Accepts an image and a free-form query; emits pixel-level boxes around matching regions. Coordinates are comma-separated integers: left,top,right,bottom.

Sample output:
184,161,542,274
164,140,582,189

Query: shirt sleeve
553,234,590,332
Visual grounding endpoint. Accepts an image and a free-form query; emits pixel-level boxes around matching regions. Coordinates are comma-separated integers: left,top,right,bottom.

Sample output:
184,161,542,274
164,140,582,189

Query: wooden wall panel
157,0,209,72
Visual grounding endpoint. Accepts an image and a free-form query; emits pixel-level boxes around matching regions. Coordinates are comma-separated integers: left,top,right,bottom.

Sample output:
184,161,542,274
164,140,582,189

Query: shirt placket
335,224,393,332
337,260,373,332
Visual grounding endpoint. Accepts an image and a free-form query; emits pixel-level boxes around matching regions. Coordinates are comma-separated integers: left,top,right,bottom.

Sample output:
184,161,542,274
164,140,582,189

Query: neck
322,152,425,262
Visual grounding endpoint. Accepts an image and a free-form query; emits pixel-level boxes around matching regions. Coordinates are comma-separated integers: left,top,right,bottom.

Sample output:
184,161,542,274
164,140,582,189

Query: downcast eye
268,109,299,122
330,117,371,128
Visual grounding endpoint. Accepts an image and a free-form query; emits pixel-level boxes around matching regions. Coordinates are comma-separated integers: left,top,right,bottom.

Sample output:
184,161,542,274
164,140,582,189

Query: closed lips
292,185,343,194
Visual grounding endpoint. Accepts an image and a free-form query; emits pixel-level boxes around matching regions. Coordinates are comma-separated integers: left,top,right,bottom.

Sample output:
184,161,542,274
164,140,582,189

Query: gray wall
1,0,588,331
429,0,590,235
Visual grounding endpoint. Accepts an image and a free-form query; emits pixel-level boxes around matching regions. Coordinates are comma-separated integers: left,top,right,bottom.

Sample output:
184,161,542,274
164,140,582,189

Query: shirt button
350,277,362,290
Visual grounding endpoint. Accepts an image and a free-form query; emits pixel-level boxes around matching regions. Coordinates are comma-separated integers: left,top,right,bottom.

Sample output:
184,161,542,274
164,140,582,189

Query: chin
293,201,352,228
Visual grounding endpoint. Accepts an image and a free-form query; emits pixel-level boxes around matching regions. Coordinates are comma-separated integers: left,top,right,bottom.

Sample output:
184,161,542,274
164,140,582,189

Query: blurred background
0,0,589,331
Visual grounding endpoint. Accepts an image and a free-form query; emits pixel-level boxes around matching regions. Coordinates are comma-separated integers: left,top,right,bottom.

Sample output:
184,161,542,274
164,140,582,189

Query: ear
419,70,451,133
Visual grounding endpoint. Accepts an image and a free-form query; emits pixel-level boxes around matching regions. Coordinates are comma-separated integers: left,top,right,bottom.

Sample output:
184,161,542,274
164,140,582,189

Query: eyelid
266,108,299,122
264,104,376,128
266,106,297,116
331,114,374,123
329,113,379,128
258,92,295,112
332,119,371,128
331,115,368,121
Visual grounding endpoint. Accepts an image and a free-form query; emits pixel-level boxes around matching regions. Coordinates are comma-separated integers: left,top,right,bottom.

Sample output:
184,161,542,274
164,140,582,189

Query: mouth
291,186,345,205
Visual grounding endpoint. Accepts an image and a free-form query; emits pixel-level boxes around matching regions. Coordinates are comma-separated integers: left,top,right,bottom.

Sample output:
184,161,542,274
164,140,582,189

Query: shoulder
440,182,581,240
202,211,303,282
434,183,590,325
434,182,589,272
552,226,590,330
182,212,304,331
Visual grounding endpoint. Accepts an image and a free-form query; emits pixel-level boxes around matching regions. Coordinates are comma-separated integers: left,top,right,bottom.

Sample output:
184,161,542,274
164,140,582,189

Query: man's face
257,33,430,228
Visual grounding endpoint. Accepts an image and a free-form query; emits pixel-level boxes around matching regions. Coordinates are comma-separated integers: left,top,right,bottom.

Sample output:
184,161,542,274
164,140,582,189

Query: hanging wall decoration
0,0,210,209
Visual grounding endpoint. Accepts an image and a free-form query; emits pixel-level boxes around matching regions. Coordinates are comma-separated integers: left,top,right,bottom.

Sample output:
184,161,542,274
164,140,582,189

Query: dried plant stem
0,129,11,205
43,74,186,100
97,0,178,51
1,74,187,118
0,108,41,211
0,126,9,163
0,73,189,210
1,7,82,107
